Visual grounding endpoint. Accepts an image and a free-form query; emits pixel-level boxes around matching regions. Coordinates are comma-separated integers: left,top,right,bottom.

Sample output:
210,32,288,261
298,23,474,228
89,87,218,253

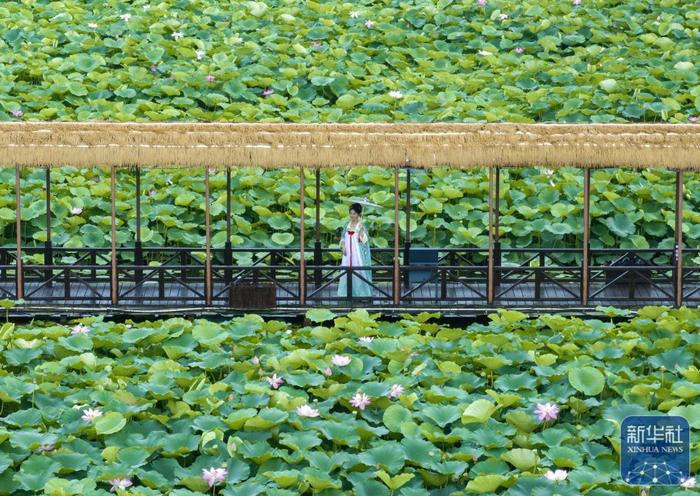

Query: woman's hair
349,202,363,215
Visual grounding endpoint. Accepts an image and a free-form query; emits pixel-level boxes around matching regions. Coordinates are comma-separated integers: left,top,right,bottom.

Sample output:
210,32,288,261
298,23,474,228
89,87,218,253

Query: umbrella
344,196,382,208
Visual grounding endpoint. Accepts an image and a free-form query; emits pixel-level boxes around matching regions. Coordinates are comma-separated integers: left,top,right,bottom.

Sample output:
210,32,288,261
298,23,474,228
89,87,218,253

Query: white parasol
344,196,382,208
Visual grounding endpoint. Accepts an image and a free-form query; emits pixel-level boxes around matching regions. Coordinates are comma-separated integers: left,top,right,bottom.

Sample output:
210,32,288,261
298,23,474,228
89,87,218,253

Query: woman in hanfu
338,202,373,299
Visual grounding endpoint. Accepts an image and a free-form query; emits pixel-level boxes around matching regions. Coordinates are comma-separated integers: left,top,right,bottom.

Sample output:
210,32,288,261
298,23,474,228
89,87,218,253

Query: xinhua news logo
621,415,690,486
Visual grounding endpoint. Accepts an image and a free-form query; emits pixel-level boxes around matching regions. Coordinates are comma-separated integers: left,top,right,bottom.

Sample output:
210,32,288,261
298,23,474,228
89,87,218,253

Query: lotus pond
3,166,700,267
0,306,698,495
1,0,698,123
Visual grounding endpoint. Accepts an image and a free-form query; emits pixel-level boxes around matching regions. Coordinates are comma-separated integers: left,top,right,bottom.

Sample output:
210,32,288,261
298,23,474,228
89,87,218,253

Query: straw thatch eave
1,122,699,169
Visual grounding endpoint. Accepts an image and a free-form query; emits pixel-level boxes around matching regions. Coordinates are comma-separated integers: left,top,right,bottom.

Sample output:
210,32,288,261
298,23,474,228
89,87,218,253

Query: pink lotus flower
388,384,405,399
690,116,698,123
544,469,568,481
11,109,23,117
331,354,351,366
350,392,371,411
265,373,284,389
681,477,697,488
262,88,274,97
71,207,83,215
252,356,260,365
71,323,90,334
149,65,158,72
535,402,559,422
323,367,332,376
148,189,156,196
478,0,487,5
365,20,375,28
81,407,103,421
573,0,581,4
38,444,55,454
296,404,320,417
109,478,133,492
202,467,228,487
515,47,524,54
206,74,216,82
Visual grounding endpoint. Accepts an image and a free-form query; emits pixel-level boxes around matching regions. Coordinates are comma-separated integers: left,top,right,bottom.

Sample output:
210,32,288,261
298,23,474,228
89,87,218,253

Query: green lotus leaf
568,366,606,396
466,474,508,493
306,308,336,323
501,448,538,471
94,412,126,435
359,443,406,474
375,470,414,490
421,404,462,428
462,399,497,424
546,445,583,468
16,455,61,491
271,232,294,245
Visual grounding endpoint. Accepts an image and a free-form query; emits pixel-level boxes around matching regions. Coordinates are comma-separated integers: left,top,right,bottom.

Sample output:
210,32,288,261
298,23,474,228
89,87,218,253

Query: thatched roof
1,122,699,169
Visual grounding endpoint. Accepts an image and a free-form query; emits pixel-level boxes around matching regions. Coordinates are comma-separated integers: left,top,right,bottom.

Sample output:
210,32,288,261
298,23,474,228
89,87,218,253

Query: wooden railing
0,245,694,308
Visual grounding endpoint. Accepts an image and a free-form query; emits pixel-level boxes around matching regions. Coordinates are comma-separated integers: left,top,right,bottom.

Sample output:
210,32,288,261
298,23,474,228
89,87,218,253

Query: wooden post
404,165,411,288
110,166,118,305
45,167,52,283
487,167,494,305
134,167,143,283
675,169,683,307
393,166,400,305
204,167,212,305
494,167,500,242
582,167,591,306
299,166,306,305
224,166,232,286
15,166,24,299
314,168,321,287
494,167,501,286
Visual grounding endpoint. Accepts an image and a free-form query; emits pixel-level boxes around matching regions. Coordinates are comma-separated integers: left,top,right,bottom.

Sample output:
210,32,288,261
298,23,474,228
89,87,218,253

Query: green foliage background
0,307,698,495
2,167,699,266
0,0,698,122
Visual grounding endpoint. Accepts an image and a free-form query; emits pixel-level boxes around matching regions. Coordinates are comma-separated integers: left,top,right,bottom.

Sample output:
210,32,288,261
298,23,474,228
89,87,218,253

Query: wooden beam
299,166,306,305
487,167,494,305
675,169,684,307
393,166,400,305
582,167,591,306
110,166,117,304
15,166,24,300
204,167,212,305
